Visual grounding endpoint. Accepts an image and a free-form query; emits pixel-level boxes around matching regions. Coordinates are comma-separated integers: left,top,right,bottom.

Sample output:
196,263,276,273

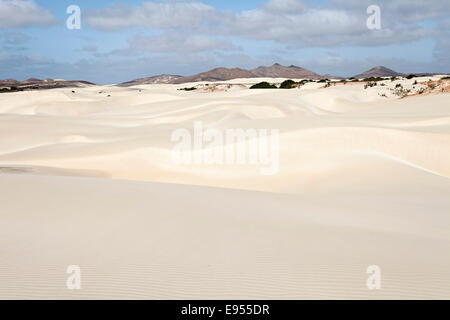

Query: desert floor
0,77,449,299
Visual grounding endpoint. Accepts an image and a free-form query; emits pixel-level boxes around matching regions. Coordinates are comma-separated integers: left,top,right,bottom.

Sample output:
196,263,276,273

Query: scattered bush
364,82,377,89
392,84,410,97
178,87,197,91
405,74,417,79
279,80,296,89
363,77,383,82
441,76,450,80
250,82,277,89
317,79,329,83
0,86,24,93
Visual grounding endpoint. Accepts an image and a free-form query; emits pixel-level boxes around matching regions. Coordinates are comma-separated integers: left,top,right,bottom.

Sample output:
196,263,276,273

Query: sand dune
0,77,449,299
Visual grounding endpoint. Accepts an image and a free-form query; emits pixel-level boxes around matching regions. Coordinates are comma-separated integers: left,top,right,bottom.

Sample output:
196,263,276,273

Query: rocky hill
353,66,404,79
119,74,183,87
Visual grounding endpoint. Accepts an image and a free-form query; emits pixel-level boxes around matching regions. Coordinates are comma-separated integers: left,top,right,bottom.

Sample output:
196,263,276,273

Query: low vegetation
0,86,24,93
251,79,314,89
250,82,278,89
178,87,197,91
392,83,411,97
364,82,378,89
279,80,297,89
363,77,383,82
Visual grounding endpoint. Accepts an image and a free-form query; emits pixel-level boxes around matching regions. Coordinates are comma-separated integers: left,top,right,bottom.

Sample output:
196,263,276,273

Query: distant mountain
8,65,444,90
322,74,344,80
250,63,326,80
0,79,20,86
165,64,329,84
0,78,95,91
410,72,450,77
119,74,183,87
354,66,404,79
171,68,256,84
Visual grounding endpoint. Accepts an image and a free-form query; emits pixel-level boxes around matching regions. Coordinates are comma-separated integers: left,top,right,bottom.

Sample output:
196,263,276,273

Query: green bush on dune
250,82,277,89
279,80,297,89
0,86,24,93
363,77,383,82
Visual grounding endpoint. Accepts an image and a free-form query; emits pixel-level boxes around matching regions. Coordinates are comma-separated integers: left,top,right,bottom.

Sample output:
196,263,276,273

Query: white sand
0,78,449,299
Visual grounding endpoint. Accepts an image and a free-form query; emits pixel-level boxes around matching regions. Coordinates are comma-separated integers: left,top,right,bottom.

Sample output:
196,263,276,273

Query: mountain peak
120,64,330,86
354,66,404,79
119,74,183,86
250,64,325,79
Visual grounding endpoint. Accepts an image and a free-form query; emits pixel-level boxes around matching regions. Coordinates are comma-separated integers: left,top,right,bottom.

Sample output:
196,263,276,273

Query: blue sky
1,0,449,83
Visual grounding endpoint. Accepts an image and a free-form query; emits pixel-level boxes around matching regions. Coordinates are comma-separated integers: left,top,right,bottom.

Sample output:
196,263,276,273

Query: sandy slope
0,77,449,299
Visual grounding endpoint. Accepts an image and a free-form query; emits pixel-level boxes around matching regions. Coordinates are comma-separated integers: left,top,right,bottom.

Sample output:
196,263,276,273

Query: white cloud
85,0,448,48
330,0,450,23
0,0,58,28
222,0,441,47
85,1,227,31
128,32,239,53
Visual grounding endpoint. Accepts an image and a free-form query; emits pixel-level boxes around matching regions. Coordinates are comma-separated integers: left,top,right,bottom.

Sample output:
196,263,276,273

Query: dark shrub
405,74,417,79
250,82,277,89
279,80,296,89
0,86,23,93
363,77,383,82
